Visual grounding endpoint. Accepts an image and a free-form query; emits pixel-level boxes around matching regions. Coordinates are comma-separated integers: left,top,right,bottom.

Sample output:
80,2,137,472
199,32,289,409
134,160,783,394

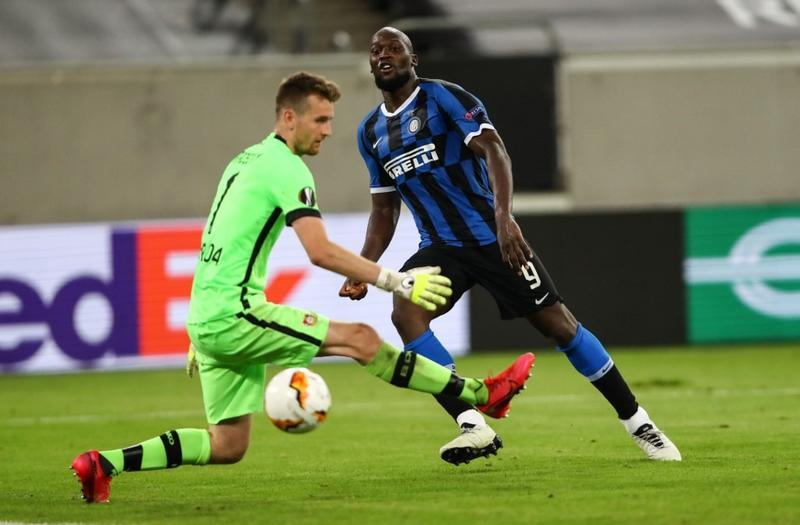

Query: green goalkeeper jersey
188,133,321,324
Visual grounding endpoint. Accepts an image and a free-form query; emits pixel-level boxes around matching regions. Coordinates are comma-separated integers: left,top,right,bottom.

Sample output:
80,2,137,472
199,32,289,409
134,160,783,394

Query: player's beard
373,69,412,92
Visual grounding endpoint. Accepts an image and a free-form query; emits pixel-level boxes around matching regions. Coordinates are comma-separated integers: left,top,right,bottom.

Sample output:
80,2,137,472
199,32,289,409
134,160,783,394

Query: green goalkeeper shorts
187,302,330,424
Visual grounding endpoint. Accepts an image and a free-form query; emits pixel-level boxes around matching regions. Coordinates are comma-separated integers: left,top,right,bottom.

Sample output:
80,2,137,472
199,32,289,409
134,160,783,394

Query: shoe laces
459,423,476,435
634,423,665,448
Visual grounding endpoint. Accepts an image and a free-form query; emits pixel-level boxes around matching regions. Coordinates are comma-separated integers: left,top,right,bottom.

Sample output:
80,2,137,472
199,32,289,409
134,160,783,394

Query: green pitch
0,344,798,525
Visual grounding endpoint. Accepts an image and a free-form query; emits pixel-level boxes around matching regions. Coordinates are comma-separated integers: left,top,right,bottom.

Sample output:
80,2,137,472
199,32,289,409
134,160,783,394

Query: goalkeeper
69,71,534,504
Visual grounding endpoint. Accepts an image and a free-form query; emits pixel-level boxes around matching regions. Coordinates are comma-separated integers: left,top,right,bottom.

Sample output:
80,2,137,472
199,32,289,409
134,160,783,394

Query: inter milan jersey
357,78,498,248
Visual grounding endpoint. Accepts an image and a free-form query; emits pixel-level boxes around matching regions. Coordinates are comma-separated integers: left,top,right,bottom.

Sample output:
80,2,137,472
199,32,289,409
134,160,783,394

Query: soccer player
70,71,535,503
339,27,682,465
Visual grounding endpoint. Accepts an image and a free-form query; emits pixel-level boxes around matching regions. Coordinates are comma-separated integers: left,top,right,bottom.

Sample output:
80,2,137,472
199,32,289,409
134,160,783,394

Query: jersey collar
380,85,421,118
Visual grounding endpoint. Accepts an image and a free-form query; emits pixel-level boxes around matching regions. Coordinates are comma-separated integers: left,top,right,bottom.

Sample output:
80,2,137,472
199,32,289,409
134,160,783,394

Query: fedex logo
0,224,307,369
0,214,468,374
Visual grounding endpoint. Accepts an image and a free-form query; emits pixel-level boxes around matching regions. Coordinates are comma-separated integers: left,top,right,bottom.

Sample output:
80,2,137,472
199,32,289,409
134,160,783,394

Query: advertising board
0,213,468,373
684,204,800,342
470,210,686,350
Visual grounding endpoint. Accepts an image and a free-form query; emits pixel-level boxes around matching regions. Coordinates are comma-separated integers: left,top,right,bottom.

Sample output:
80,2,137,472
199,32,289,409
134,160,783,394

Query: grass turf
0,344,798,525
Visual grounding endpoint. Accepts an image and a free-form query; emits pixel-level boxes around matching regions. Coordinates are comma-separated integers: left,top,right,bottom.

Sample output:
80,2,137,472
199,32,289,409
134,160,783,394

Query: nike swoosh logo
372,137,383,149
535,292,550,306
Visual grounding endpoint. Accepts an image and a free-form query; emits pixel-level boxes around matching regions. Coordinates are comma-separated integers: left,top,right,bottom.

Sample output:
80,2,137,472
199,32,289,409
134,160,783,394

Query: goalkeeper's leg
71,415,258,503
70,427,214,503
319,321,481,402
318,321,533,409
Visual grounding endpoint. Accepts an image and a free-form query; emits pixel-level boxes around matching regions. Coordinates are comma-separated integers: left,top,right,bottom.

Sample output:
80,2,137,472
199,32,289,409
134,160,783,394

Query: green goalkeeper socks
99,428,211,476
365,342,488,404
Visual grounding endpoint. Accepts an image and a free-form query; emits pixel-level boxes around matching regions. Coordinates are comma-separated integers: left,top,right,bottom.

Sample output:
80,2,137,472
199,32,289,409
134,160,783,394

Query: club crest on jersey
383,143,440,179
464,105,485,121
298,187,316,206
407,116,422,134
303,313,318,326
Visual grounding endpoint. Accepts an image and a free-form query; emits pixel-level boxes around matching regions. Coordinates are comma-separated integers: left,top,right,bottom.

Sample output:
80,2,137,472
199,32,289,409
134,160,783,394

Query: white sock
621,405,653,434
456,409,487,428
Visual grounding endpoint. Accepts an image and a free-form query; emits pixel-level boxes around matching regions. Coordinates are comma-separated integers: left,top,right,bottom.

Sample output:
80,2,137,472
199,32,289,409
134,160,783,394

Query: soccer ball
264,367,331,434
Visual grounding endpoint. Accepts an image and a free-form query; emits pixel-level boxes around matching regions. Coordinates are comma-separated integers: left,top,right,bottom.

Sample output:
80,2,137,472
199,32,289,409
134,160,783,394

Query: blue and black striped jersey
357,79,498,248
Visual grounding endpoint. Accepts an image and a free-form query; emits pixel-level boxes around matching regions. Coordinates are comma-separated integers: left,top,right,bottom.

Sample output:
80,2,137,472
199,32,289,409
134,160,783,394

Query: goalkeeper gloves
375,266,452,311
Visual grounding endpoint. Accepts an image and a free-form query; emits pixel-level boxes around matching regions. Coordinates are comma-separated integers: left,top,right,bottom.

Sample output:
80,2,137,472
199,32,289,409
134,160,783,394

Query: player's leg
208,415,251,463
528,303,639,418
70,425,215,503
476,243,680,460
318,320,533,411
392,295,486,425
70,351,262,503
70,312,281,503
528,303,681,461
70,413,253,503
214,301,530,410
394,247,501,464
392,295,502,464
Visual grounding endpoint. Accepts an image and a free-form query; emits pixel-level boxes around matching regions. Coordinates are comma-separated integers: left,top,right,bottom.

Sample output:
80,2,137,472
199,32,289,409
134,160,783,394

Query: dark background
419,54,559,192
469,210,687,350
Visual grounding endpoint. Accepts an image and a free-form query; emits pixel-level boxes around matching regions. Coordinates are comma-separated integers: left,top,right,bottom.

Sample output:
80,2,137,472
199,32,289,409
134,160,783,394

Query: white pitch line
0,522,86,525
4,409,203,427
509,386,800,402
4,387,798,427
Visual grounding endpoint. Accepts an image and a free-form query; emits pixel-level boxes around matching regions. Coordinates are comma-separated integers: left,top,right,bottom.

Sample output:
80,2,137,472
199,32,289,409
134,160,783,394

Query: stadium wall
559,48,800,209
0,56,381,225
2,48,800,226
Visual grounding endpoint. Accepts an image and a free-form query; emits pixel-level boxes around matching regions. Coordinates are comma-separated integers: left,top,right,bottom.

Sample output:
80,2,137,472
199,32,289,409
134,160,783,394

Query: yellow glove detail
186,344,198,378
408,271,453,311
375,266,452,312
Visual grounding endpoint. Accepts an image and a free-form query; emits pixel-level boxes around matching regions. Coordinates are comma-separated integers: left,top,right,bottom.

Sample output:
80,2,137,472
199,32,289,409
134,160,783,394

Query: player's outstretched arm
293,215,451,311
338,192,402,300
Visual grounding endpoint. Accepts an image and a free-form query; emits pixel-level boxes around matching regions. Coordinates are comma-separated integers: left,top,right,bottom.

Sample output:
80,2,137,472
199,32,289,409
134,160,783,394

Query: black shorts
399,242,561,319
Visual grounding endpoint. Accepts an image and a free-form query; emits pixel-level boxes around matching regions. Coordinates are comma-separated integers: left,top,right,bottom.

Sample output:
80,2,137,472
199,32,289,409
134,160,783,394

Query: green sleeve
271,159,322,225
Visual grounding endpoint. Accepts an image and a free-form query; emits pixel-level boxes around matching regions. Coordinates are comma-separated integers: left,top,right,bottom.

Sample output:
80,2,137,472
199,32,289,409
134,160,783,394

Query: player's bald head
372,26,414,53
